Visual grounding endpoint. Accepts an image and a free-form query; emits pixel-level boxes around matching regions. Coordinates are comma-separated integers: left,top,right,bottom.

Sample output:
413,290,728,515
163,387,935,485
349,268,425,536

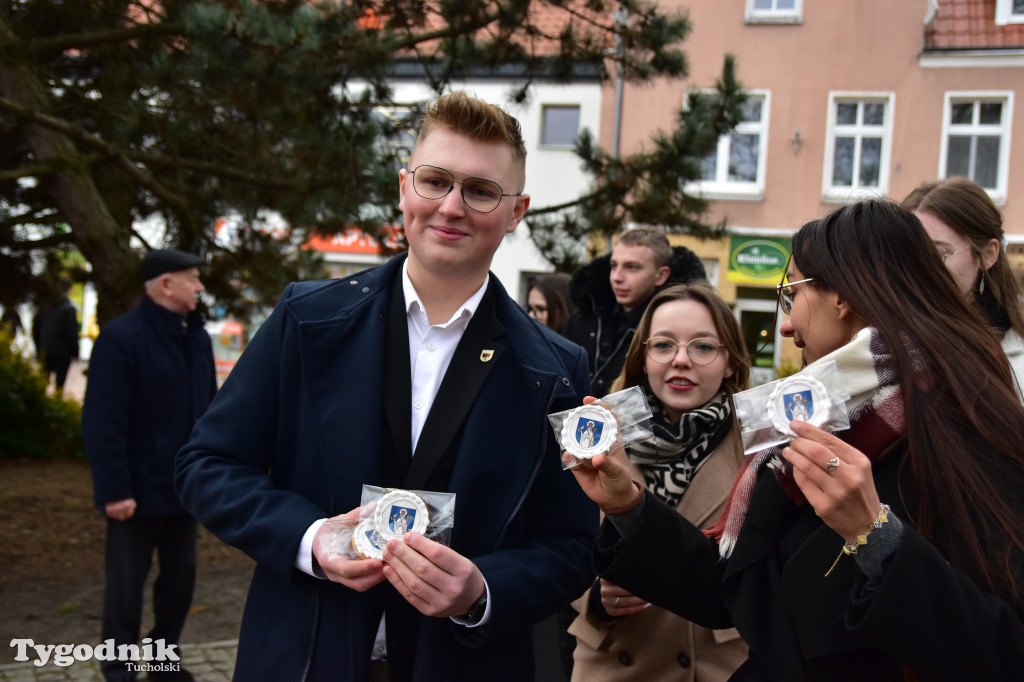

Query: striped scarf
707,327,906,558
625,391,733,508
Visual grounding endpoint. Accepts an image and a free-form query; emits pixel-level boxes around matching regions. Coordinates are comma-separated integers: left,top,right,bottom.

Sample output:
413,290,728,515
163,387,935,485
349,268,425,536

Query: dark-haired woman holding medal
568,200,1024,681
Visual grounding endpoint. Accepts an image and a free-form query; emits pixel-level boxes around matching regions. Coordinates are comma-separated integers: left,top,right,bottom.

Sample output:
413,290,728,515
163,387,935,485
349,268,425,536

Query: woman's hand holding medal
564,397,644,516
781,420,882,545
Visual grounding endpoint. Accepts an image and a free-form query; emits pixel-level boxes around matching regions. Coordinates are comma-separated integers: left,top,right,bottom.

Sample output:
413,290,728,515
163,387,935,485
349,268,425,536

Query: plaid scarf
707,328,906,558
625,391,733,509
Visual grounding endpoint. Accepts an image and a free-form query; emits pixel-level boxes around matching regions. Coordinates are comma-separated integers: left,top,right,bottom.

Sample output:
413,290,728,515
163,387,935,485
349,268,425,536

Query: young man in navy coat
176,92,598,681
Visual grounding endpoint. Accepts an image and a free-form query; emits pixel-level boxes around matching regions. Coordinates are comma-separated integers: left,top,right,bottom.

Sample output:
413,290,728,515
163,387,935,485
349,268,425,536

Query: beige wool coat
569,427,749,682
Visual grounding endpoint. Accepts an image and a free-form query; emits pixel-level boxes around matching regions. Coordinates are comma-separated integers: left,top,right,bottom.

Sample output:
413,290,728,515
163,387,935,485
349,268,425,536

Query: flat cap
141,249,205,281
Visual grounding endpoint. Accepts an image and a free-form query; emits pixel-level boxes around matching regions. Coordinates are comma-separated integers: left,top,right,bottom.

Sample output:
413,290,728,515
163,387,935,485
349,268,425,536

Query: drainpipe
609,4,627,253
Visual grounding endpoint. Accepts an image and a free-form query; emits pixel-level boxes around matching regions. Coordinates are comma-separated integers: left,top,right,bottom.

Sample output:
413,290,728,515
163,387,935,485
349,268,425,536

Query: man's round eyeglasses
776,277,815,315
408,165,522,214
644,337,725,365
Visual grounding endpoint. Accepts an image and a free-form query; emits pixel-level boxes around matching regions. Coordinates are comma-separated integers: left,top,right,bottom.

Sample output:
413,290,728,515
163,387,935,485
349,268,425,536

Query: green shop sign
727,237,790,285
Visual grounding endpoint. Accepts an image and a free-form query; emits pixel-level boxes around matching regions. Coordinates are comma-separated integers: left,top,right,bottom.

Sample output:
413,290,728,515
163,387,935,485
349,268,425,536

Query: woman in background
527,273,573,335
569,282,749,682
903,176,1024,399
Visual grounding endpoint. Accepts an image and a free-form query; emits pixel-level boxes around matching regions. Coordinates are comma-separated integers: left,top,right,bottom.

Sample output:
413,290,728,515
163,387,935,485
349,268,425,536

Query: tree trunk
0,14,137,324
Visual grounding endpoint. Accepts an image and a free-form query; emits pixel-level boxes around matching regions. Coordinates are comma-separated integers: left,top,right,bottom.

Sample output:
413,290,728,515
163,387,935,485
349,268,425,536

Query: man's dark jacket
83,295,216,517
33,296,79,361
562,246,706,396
174,254,598,681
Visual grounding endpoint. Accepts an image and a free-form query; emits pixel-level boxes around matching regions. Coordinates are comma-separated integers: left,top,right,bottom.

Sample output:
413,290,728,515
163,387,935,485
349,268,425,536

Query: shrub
0,330,84,460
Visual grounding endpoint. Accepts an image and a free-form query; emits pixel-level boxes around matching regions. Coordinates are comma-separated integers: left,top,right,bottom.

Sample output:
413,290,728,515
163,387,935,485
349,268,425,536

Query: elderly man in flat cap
82,249,217,682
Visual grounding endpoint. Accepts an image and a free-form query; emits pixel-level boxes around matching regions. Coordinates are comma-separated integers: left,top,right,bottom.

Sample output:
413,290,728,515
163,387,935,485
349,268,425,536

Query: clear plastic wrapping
548,385,653,469
734,360,852,455
318,485,457,561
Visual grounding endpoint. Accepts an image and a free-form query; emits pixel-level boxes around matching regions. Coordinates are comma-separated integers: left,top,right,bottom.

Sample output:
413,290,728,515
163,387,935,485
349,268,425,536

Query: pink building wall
599,0,1024,236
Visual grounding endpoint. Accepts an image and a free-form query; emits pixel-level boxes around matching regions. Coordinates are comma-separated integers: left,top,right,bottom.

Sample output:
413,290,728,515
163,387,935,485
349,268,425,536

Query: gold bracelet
842,504,891,555
824,503,891,577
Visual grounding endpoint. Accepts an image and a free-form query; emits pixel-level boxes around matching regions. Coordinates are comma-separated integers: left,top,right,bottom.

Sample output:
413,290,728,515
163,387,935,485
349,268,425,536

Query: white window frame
692,90,770,201
745,0,803,24
995,0,1024,25
939,92,1013,205
701,259,720,287
821,92,894,203
733,297,783,386
539,104,581,150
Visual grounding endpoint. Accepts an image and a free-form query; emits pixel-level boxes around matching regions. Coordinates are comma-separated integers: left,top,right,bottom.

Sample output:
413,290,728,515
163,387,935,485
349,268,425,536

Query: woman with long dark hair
568,200,1024,681
526,273,574,336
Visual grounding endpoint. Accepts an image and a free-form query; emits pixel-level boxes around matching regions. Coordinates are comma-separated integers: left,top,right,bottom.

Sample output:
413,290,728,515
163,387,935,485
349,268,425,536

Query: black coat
595,444,1024,682
83,296,216,517
562,246,706,396
33,296,79,359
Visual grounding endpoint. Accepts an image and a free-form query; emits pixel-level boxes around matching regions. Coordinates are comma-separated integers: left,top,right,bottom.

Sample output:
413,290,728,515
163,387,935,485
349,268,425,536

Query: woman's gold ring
826,457,840,472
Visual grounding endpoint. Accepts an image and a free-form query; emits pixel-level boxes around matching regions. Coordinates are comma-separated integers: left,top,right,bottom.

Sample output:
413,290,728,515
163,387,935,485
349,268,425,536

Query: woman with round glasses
569,200,1024,680
569,282,750,682
902,176,1024,400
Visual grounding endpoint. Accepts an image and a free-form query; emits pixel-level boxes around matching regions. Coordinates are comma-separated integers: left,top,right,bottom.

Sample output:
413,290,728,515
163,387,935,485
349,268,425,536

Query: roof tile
927,0,1024,49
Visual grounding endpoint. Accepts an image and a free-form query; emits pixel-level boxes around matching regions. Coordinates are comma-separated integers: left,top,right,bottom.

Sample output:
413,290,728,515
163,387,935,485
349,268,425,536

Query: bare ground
0,458,254,664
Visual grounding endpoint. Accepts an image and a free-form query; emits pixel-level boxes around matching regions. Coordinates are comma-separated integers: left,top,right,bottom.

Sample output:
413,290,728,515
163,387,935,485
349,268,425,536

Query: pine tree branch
0,230,75,250
0,161,68,183
0,94,308,191
20,22,182,55
386,7,506,52
528,191,600,216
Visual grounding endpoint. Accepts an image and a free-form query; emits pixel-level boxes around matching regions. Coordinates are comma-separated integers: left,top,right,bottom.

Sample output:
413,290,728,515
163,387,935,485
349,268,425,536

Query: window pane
950,102,974,125
859,137,882,187
777,0,796,8
541,106,580,146
836,103,857,125
863,103,885,126
979,102,1003,125
742,99,763,123
728,133,759,182
946,136,971,177
1014,0,1024,13
975,136,1000,189
832,137,855,186
701,149,718,181
754,0,773,9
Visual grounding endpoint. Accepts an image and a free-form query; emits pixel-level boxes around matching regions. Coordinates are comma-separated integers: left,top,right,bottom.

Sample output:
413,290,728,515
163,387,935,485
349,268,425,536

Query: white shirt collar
401,259,489,328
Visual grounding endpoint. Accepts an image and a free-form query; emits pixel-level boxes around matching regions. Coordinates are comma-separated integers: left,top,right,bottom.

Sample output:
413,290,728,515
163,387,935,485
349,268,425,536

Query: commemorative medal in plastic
561,404,619,460
352,516,386,560
374,489,430,541
768,374,831,437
